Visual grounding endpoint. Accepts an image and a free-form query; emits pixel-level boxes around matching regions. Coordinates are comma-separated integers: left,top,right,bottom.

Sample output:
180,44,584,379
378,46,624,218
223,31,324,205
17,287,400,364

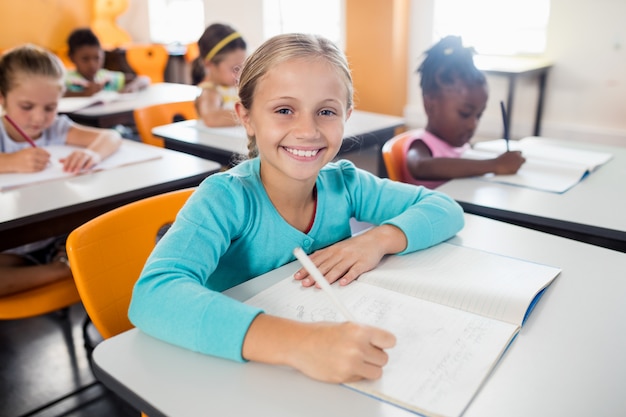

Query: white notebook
0,142,162,191
464,137,613,193
245,243,561,417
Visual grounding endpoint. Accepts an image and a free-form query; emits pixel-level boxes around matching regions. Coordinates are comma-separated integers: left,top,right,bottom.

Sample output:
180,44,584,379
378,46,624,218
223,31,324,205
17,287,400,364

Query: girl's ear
234,101,254,137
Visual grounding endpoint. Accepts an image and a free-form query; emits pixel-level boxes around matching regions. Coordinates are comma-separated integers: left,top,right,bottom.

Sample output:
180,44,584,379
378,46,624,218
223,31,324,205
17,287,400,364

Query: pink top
400,129,470,189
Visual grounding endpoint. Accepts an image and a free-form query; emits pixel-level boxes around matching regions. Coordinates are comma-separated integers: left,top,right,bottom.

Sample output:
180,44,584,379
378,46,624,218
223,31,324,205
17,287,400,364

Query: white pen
293,247,357,322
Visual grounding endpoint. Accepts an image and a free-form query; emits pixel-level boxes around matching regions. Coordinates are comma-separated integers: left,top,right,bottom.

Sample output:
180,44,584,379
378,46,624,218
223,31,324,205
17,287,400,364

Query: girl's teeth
287,148,318,157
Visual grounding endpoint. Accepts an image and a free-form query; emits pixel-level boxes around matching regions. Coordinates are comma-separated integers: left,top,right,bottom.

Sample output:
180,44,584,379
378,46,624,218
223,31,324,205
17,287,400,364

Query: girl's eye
276,108,292,115
319,109,336,117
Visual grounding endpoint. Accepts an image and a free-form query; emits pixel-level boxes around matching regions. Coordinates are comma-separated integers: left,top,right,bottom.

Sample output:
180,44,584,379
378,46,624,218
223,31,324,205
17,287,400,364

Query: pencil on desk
293,247,357,322
4,115,38,148
499,100,510,152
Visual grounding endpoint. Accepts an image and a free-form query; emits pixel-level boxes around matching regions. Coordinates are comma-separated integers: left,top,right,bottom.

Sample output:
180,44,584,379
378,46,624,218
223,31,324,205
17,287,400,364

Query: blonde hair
237,33,353,158
0,44,66,97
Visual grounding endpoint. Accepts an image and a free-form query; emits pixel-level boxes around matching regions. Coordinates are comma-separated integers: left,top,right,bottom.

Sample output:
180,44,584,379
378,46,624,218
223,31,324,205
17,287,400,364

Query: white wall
119,0,626,146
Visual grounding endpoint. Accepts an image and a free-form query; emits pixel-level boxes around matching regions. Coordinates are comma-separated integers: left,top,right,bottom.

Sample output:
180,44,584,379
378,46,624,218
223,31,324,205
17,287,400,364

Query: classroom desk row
151,114,626,252
61,82,200,128
92,213,626,417
0,140,221,251
152,109,406,176
438,138,626,252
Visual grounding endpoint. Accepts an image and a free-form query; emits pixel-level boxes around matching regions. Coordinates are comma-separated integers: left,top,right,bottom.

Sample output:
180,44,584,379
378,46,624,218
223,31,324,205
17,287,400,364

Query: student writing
64,28,150,97
128,33,464,384
193,23,247,127
0,44,122,296
401,36,525,189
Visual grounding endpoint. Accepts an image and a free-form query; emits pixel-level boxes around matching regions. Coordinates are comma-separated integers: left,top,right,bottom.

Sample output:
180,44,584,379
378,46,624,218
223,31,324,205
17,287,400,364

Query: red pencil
4,115,38,148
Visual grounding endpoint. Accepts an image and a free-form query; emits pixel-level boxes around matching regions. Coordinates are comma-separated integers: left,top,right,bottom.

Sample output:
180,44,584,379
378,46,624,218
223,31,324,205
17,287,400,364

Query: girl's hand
494,151,526,174
294,225,406,287
288,321,396,383
8,148,51,172
60,149,102,173
83,81,104,96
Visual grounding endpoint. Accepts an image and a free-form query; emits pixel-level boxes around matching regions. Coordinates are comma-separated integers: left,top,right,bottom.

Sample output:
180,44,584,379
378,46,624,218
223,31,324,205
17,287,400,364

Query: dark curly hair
417,35,486,96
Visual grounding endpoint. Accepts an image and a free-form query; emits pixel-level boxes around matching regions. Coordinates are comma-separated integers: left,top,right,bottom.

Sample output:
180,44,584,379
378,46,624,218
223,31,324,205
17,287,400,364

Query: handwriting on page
245,277,519,417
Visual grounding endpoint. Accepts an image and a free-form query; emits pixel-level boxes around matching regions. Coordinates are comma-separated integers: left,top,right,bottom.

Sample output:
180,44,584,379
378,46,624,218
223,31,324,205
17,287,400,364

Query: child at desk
193,23,247,127
401,36,525,189
0,44,122,296
129,33,464,383
63,28,150,97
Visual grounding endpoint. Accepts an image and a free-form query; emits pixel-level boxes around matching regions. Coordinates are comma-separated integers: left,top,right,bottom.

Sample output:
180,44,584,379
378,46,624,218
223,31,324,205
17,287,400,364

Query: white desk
0,140,220,251
438,138,626,252
153,110,405,175
92,213,626,417
62,83,200,128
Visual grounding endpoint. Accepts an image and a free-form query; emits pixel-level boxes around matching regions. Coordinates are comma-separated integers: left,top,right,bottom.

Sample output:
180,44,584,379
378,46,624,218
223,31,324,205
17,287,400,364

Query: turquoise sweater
128,158,464,361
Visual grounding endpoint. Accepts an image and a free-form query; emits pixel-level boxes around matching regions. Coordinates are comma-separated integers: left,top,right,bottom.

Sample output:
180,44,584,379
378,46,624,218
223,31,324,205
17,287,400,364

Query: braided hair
417,36,486,96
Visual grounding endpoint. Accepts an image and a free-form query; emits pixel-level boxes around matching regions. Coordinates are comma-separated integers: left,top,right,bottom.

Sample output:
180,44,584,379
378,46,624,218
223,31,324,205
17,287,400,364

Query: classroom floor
0,303,140,417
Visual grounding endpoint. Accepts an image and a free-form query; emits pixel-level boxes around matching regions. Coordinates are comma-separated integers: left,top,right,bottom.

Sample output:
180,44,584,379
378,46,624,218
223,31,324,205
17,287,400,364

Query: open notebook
58,90,127,113
245,242,561,417
0,142,162,191
463,137,613,193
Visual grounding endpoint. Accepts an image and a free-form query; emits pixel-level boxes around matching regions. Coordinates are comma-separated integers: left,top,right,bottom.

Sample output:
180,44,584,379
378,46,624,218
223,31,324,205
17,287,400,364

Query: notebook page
472,137,613,170
357,243,560,326
245,276,519,417
0,142,162,191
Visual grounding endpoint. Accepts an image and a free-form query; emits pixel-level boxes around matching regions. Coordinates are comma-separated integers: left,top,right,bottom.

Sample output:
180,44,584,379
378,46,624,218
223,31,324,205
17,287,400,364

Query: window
148,0,205,45
433,0,551,55
263,0,343,47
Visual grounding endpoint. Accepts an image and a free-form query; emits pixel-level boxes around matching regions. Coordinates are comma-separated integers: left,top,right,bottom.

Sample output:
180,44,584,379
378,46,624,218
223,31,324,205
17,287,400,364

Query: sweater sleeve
128,176,263,362
339,160,465,253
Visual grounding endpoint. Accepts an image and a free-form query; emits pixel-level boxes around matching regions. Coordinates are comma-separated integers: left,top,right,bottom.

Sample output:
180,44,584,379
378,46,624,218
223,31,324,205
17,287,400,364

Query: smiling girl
0,44,121,296
129,33,464,383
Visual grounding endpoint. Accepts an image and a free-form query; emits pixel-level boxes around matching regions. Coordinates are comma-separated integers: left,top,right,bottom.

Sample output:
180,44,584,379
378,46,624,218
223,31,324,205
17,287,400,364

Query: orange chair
125,44,169,83
381,130,416,182
0,278,80,320
66,188,194,341
53,45,75,70
184,42,200,63
66,188,195,417
133,100,197,147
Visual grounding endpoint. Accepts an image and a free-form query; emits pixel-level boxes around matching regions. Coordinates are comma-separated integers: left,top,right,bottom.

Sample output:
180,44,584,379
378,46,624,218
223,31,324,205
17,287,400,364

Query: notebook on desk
245,242,561,417
58,90,137,113
0,142,162,191
464,137,613,193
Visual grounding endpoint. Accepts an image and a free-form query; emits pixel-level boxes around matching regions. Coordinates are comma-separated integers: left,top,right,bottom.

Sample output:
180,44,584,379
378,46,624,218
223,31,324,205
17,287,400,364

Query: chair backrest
125,44,169,83
66,188,195,340
381,130,415,182
133,101,197,147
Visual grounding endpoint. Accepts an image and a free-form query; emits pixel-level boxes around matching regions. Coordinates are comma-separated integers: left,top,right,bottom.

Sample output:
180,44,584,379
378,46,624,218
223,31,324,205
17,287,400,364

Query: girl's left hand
60,149,101,173
294,225,407,287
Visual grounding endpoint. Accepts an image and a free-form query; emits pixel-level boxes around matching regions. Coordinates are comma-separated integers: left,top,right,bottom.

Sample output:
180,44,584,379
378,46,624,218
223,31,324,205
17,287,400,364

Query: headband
205,32,242,62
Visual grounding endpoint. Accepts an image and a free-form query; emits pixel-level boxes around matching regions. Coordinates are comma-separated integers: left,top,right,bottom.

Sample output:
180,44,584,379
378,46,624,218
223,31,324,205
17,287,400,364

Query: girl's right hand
494,151,526,174
288,321,396,383
9,148,51,172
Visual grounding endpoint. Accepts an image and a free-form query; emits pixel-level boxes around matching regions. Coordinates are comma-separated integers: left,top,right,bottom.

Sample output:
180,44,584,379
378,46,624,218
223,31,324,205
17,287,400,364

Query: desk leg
534,71,548,136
